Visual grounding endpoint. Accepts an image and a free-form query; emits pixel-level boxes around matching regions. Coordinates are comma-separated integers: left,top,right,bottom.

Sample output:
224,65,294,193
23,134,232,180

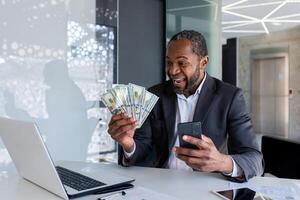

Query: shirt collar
176,72,207,99
195,72,206,95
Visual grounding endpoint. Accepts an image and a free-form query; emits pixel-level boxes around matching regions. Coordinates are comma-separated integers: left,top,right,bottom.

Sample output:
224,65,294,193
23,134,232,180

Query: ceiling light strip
223,21,259,30
262,1,288,20
222,10,259,21
222,30,265,33
222,20,256,24
265,19,300,23
223,0,248,9
261,21,270,34
226,1,285,10
270,13,300,20
286,0,300,2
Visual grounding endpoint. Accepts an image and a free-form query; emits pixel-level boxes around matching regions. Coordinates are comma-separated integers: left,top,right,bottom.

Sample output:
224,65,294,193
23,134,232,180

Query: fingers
109,113,128,126
109,113,135,130
109,119,137,135
110,117,135,131
176,153,215,172
201,134,214,145
182,135,211,150
108,113,137,137
112,123,137,139
176,154,209,170
189,164,211,172
174,135,224,172
173,147,209,159
112,129,133,141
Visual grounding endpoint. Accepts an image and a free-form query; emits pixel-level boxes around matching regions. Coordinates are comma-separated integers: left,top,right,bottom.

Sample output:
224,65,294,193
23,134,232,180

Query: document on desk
99,186,180,200
229,181,298,200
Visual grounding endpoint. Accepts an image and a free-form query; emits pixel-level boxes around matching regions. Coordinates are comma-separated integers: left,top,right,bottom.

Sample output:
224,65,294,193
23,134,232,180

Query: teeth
173,78,184,84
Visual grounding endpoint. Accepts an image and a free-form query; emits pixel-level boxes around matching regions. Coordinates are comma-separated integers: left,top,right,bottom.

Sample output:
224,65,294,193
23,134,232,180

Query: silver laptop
0,117,134,199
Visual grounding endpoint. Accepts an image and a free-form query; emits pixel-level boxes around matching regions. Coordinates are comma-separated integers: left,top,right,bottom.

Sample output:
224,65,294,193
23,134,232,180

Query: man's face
166,39,208,95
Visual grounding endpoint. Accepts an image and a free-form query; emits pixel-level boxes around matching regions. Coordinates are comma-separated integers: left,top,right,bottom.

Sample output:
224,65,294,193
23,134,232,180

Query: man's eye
166,61,172,67
178,61,188,67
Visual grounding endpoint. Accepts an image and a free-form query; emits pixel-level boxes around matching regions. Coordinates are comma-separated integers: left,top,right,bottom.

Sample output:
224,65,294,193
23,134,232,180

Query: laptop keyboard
56,166,106,191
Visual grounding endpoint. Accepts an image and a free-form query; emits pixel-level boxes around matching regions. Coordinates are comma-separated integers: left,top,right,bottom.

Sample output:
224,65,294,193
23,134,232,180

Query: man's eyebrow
165,56,188,59
176,56,188,59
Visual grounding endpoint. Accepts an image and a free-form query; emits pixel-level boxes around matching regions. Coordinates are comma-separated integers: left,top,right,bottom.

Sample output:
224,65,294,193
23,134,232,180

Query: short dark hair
168,30,208,58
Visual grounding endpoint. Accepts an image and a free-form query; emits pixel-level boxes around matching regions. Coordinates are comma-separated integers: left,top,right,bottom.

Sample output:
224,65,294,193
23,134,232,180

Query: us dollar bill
139,91,159,127
100,91,125,115
112,84,132,117
129,83,145,126
101,84,159,128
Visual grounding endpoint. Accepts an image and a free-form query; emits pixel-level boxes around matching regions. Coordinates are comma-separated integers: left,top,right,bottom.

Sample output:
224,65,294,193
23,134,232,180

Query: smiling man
108,30,264,182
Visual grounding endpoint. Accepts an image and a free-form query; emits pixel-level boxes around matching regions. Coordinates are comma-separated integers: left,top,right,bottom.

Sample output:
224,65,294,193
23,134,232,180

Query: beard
172,66,200,95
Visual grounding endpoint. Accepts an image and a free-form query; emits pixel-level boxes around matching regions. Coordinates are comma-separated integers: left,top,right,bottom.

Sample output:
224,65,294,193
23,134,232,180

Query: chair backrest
261,135,300,179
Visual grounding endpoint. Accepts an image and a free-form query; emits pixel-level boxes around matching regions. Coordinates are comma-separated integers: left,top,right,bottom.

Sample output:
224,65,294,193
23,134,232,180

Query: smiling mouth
173,78,185,84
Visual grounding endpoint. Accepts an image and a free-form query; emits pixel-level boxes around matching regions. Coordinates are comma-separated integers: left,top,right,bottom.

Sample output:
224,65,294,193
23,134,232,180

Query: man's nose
167,64,181,76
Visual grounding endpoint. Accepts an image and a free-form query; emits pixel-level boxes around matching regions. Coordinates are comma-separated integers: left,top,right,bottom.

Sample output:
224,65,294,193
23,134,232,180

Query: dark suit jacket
119,74,264,181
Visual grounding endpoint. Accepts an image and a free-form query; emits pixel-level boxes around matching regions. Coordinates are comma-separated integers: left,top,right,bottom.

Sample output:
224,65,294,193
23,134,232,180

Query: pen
97,190,126,200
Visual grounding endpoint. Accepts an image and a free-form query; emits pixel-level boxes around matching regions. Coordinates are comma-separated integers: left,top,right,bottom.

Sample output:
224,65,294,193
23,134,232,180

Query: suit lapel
161,76,217,151
193,74,217,123
162,81,177,149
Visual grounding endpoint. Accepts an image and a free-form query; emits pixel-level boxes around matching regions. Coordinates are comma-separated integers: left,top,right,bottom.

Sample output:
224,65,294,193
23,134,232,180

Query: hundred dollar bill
101,91,125,115
101,83,159,128
142,91,158,115
139,91,159,127
112,84,132,117
129,83,145,126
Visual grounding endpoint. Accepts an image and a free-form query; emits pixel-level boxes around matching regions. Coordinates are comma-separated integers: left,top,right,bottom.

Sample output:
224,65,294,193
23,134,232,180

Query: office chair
261,135,300,179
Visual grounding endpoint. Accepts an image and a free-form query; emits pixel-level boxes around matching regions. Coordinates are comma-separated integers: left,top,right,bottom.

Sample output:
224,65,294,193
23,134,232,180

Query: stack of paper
96,186,179,200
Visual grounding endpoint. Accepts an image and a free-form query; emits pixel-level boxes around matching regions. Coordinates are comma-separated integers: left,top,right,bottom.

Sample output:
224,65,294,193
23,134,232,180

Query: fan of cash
101,83,159,128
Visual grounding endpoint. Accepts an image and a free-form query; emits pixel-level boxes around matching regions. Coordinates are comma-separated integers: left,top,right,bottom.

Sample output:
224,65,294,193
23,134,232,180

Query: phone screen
214,188,272,200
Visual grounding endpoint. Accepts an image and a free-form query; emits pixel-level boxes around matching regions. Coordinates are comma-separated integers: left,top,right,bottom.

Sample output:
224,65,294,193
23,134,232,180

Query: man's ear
203,56,209,65
200,56,209,69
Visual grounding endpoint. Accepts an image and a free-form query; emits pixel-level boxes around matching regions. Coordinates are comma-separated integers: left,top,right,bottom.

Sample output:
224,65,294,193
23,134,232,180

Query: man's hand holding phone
177,121,202,149
174,122,233,174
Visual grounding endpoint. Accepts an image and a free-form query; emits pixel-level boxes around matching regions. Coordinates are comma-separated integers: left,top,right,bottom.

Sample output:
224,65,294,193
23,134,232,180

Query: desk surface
1,161,300,200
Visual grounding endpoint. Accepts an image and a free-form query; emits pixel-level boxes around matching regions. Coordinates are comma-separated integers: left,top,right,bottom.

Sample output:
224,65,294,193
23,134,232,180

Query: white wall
238,26,300,141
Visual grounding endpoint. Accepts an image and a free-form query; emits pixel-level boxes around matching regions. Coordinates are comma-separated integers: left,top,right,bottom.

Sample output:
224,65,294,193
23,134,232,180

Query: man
108,30,264,182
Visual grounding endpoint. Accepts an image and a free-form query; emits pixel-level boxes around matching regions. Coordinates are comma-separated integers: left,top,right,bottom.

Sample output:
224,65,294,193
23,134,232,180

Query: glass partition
166,0,221,78
0,0,118,174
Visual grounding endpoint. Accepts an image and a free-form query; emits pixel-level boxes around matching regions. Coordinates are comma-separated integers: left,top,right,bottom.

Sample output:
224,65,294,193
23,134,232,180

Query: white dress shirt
124,73,243,177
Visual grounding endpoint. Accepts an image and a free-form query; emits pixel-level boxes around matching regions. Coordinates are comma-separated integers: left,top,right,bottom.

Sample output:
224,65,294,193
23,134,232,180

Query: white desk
1,161,300,200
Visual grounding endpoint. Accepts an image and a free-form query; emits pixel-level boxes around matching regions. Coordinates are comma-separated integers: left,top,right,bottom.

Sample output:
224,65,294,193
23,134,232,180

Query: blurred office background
0,0,300,176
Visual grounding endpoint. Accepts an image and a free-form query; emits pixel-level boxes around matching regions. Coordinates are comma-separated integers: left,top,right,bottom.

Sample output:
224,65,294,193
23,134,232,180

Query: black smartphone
177,121,202,149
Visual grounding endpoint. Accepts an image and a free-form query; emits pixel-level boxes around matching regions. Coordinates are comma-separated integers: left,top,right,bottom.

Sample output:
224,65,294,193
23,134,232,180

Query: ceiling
222,0,300,41
166,0,300,42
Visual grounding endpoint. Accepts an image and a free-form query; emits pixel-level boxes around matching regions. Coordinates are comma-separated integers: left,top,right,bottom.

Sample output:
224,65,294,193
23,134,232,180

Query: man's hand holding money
101,83,159,152
107,113,138,152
